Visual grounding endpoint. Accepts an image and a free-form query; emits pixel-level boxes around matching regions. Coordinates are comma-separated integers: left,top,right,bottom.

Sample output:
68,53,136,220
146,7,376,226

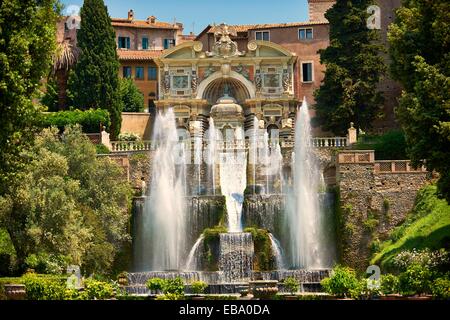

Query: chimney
128,9,134,21
147,15,156,24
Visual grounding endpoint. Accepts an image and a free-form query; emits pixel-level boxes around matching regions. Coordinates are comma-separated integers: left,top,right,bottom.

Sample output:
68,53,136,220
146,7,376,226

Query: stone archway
196,71,255,103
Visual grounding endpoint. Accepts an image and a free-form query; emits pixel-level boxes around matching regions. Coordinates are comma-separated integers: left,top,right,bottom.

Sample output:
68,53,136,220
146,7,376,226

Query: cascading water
219,233,254,282
184,235,204,271
268,233,285,270
219,135,247,232
286,98,330,269
138,109,187,271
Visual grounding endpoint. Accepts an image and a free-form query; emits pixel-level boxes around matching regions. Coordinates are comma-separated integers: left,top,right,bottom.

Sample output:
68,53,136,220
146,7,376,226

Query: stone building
195,0,402,134
112,10,187,112
56,0,403,135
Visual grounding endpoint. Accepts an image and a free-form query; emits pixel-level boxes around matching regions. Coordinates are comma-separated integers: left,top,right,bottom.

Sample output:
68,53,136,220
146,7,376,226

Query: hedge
41,109,111,133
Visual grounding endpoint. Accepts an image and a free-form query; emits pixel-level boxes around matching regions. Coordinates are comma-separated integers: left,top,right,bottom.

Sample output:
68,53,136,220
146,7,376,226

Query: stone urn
249,280,279,300
4,284,26,300
117,272,128,286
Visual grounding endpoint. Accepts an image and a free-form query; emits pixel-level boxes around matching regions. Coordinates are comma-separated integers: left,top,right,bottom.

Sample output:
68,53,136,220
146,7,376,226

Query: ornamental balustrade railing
109,137,349,153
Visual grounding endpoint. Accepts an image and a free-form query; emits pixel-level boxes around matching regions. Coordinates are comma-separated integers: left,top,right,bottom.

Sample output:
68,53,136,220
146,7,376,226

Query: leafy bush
82,279,114,300
191,281,207,295
399,264,433,296
380,274,399,295
23,274,66,300
0,126,133,276
432,278,450,300
147,277,185,300
320,266,360,298
393,249,449,272
283,277,299,294
118,132,141,141
41,109,110,133
96,143,110,154
348,279,381,300
146,278,165,293
356,130,407,160
119,77,145,112
41,78,59,112
162,277,184,296
24,253,69,275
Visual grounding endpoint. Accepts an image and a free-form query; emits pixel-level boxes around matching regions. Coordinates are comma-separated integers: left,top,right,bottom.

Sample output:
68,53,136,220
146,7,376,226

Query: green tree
0,0,59,194
119,78,145,112
68,0,122,138
0,126,132,274
388,0,450,202
41,78,59,112
313,0,386,135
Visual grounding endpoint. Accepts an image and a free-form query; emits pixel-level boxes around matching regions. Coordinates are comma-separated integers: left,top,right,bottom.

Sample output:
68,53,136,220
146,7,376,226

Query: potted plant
283,277,299,300
379,274,403,300
190,281,207,300
146,278,165,299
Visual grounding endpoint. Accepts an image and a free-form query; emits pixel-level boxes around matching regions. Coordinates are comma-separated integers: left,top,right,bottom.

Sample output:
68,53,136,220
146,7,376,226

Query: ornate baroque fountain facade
128,24,336,295
154,23,298,139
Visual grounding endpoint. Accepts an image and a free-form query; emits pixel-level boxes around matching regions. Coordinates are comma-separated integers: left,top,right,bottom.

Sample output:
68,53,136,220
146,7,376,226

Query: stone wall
121,113,152,140
336,150,431,270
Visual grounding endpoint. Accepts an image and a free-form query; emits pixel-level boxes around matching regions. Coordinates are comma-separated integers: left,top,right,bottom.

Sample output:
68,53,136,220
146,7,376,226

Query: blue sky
61,0,309,34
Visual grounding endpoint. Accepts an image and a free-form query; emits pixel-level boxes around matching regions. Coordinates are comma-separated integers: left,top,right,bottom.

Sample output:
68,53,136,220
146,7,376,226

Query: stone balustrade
109,137,349,153
374,160,427,173
110,141,153,152
338,150,427,174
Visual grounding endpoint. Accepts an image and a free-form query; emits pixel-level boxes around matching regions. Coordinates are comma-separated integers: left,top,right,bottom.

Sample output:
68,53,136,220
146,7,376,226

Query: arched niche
196,71,255,103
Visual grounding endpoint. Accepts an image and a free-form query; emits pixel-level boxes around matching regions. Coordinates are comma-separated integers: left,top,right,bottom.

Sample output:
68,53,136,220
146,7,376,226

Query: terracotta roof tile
207,21,328,33
111,18,181,30
117,49,163,61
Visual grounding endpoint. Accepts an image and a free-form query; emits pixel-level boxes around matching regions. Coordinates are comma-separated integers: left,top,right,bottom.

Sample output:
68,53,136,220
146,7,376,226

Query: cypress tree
313,0,386,135
68,0,121,139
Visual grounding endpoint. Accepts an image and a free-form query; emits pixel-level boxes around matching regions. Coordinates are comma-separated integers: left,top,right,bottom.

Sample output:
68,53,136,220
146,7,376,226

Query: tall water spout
286,98,328,269
250,117,259,193
141,109,187,271
207,118,218,195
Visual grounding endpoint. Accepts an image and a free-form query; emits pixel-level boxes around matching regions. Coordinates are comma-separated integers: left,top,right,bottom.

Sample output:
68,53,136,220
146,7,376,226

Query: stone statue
164,71,170,93
206,23,245,58
255,70,262,92
282,69,291,92
191,71,198,93
66,265,81,289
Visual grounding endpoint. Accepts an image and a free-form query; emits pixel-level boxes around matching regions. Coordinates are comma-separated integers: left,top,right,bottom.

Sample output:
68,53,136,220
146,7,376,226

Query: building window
255,31,270,41
123,66,132,78
148,67,157,80
163,39,176,49
135,67,144,80
302,62,313,82
299,28,313,40
118,36,131,49
142,37,149,50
